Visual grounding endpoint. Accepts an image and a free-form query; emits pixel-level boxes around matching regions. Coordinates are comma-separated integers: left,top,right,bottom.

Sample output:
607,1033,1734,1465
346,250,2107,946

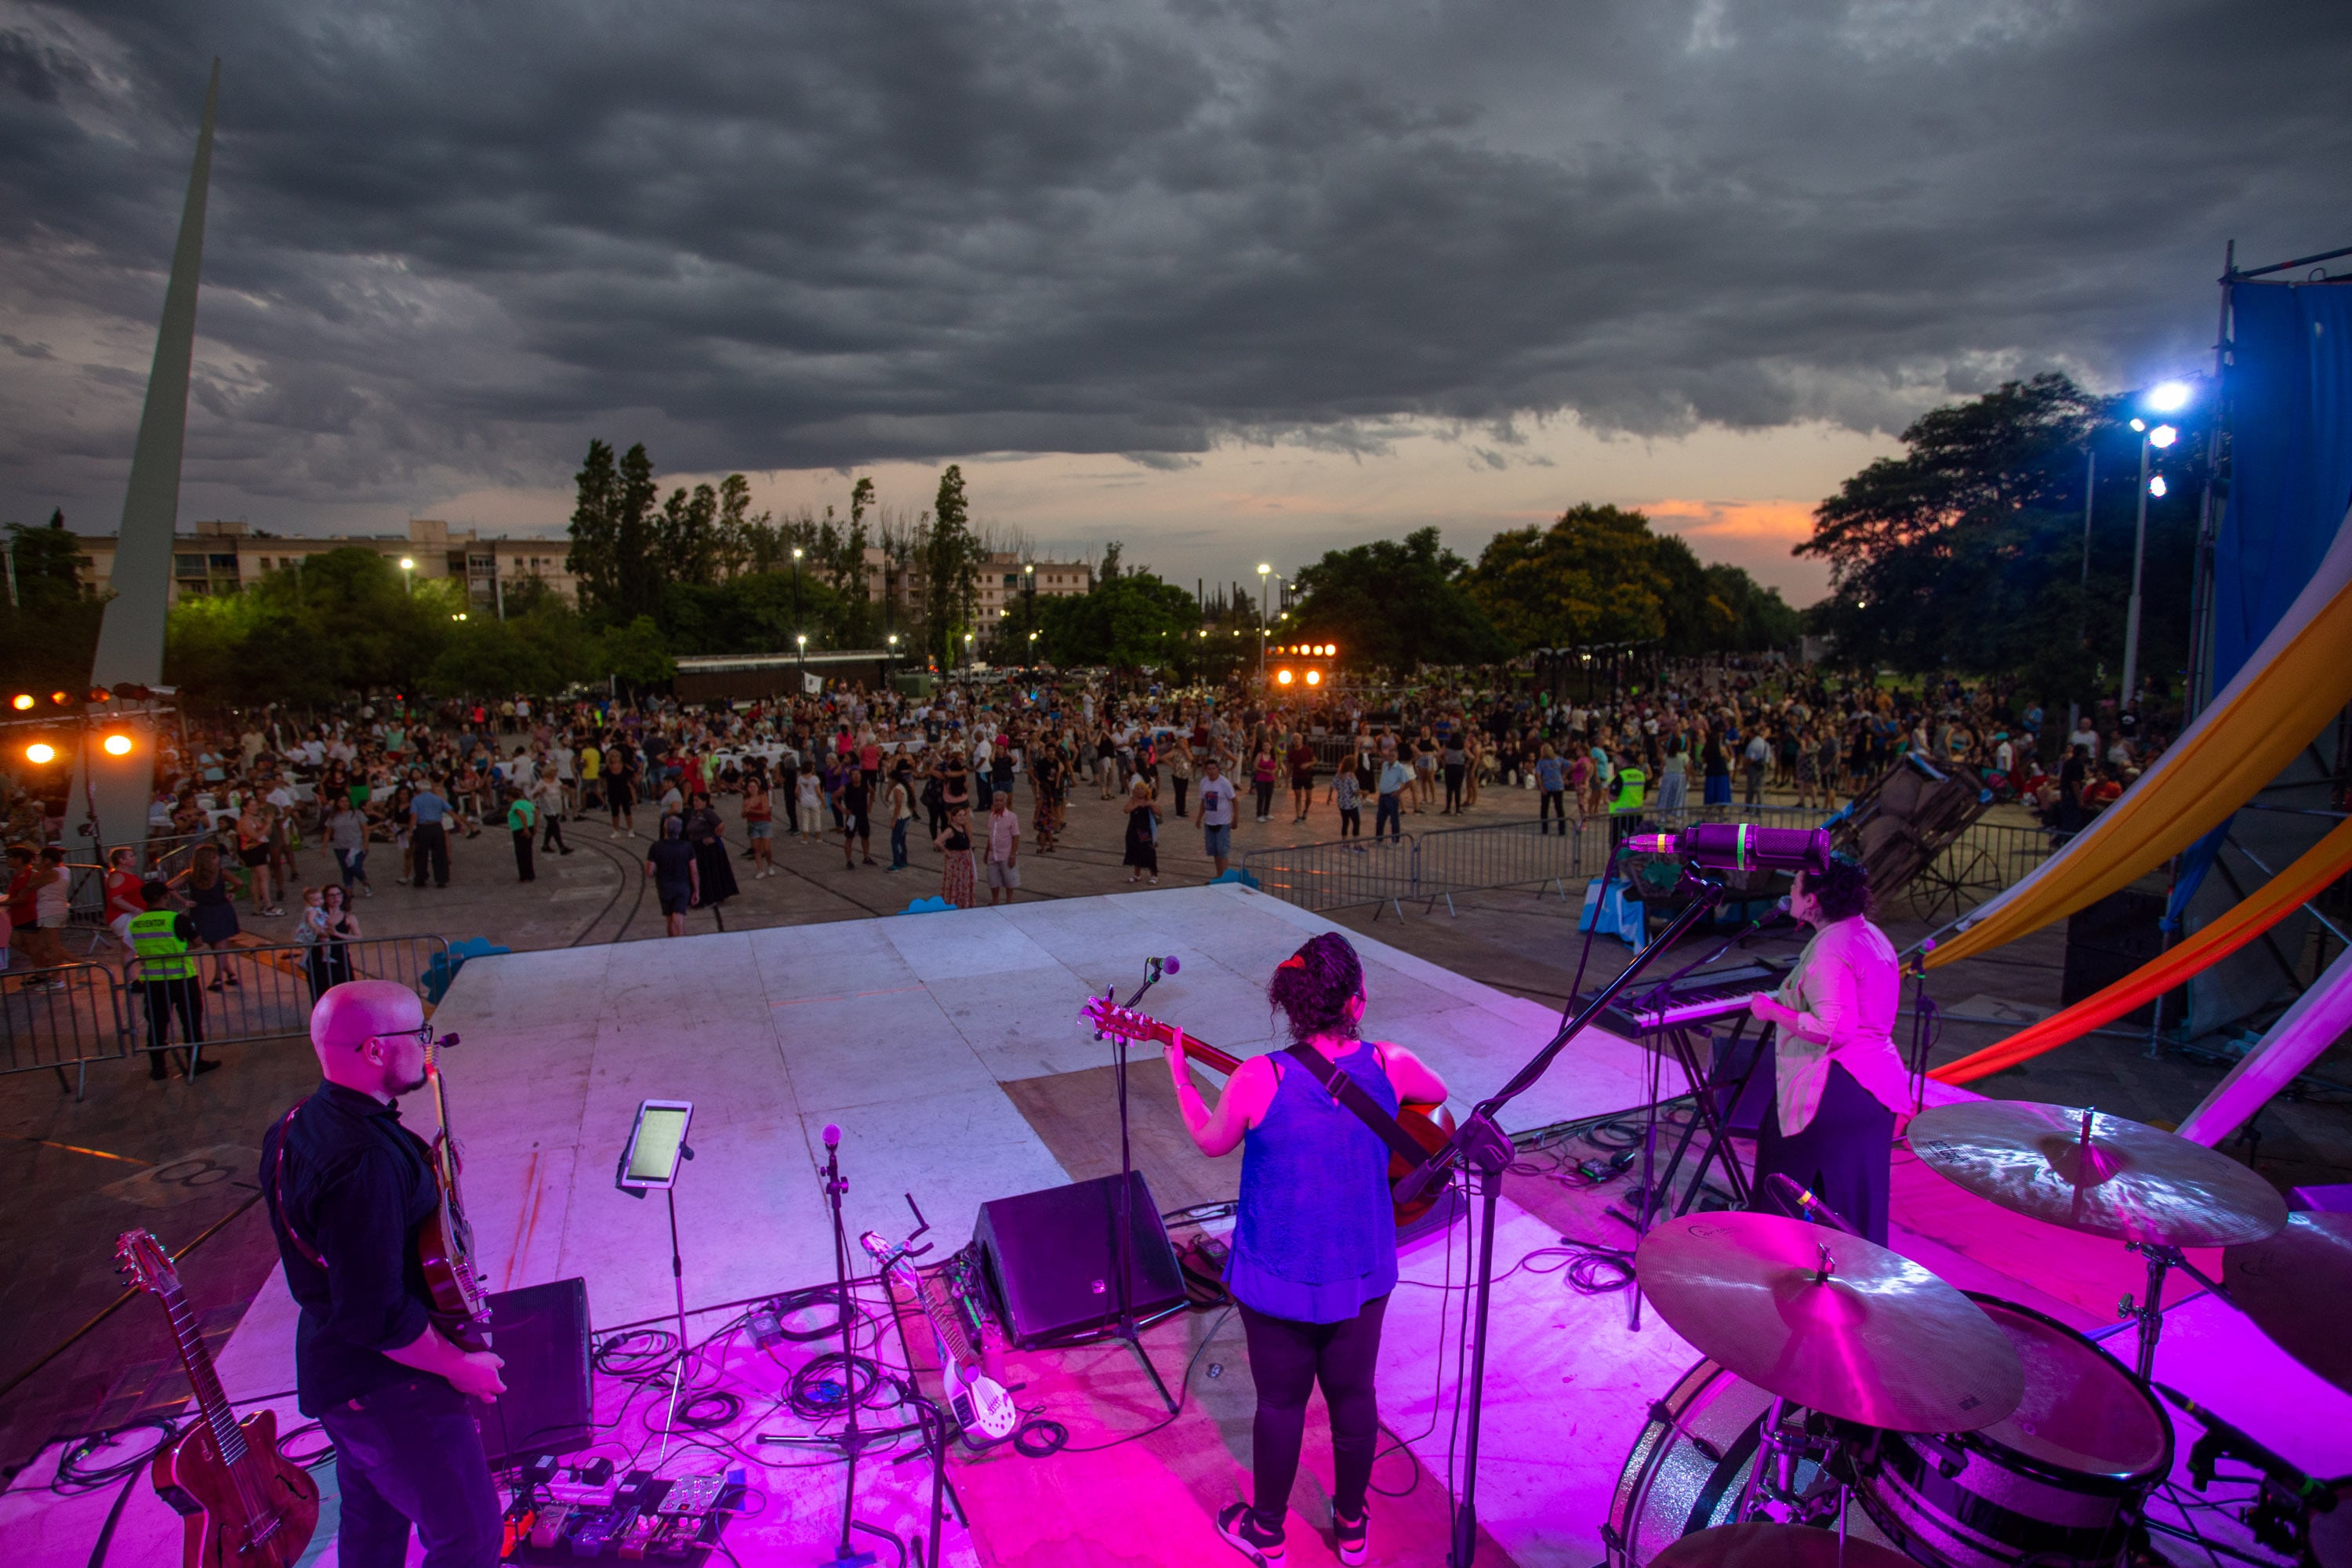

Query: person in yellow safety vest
128,880,215,1080
1611,750,1648,812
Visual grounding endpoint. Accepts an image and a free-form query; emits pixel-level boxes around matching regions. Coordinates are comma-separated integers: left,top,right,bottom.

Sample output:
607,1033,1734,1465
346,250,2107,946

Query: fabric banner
2215,281,2352,691
2175,941,2352,1146
1929,814,2352,1084
1925,504,2352,971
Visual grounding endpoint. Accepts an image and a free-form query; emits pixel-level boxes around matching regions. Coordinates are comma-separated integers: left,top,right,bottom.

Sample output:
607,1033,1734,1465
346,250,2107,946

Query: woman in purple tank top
1159,932,1449,1568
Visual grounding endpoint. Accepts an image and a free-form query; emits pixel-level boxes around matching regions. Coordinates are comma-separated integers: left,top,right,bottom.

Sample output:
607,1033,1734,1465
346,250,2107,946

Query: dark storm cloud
2,0,2347,517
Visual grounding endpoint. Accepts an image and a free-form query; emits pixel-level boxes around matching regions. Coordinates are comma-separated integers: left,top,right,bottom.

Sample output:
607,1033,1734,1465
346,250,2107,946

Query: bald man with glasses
260,981,506,1566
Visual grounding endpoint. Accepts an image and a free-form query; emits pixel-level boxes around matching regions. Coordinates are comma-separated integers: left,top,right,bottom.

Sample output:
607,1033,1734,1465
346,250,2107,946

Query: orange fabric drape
1930,815,2352,1084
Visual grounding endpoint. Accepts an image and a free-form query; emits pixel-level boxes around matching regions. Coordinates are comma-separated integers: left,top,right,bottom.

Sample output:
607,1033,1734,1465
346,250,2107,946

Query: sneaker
190,1058,221,1076
1216,1503,1284,1566
1334,1507,1368,1566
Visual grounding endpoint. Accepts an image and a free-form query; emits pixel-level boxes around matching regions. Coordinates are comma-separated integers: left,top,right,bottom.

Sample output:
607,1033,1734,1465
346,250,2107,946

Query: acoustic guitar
1080,998,1458,1229
115,1229,320,1568
418,1034,492,1350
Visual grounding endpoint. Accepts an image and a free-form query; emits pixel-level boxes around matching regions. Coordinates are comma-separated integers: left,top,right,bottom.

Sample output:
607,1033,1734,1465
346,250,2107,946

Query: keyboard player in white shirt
1744,856,1910,1243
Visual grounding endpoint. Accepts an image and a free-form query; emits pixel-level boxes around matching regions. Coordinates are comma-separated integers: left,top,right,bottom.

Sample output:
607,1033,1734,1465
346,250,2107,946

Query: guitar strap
270,1100,332,1270
1281,1044,1430,1171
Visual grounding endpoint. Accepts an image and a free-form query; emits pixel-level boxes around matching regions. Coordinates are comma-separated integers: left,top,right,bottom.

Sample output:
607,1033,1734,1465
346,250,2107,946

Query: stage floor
5,882,2347,1566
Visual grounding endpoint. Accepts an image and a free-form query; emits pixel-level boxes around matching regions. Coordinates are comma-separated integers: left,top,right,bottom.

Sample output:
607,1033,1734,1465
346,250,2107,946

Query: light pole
791,546,804,651
1023,560,1035,633
886,632,898,689
1256,564,1272,679
2121,380,2189,713
796,631,808,695
399,556,415,596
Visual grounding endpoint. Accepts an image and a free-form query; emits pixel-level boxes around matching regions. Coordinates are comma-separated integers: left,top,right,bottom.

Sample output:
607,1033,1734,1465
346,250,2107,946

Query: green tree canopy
1466,504,1674,650
1289,526,1504,672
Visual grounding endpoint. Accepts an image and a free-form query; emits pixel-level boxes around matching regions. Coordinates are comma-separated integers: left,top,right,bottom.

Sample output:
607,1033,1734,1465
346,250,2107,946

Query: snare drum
1857,1296,2172,1568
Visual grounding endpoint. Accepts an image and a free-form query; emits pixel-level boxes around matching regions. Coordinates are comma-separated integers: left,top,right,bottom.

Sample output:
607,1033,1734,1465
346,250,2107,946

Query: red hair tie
1276,952,1308,971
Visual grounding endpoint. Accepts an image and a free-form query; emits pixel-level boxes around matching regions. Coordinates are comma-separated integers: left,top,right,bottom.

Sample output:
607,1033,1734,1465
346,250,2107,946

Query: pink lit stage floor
2,883,2343,1567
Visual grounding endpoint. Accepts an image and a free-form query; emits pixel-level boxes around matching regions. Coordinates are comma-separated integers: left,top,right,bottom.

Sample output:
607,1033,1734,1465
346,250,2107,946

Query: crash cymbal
2224,1211,2352,1396
1654,1524,1915,1568
1907,1101,2287,1249
1636,1211,2023,1432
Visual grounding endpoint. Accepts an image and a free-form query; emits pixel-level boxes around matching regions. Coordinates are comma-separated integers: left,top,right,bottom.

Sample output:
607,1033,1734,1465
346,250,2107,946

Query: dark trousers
1443,765,1465,810
1751,1055,1896,1246
1540,789,1568,833
540,814,568,853
1338,805,1360,837
1173,775,1189,817
781,786,800,835
317,1375,503,1568
333,847,368,889
412,822,449,887
512,829,535,880
890,817,909,869
1240,1294,1390,1530
140,978,204,1076
1743,765,1765,805
1374,793,1402,840
1254,780,1276,818
303,945,354,1004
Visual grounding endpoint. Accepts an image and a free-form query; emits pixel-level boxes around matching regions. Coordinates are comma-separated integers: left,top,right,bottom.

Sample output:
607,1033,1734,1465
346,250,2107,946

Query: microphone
1765,1172,1858,1235
822,1123,840,1151
1623,822,1832,876
2157,1385,2339,1508
1159,955,1180,977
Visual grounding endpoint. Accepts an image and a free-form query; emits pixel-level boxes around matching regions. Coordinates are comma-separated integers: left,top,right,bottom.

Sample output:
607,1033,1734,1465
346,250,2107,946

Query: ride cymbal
1636,1210,2023,1432
1907,1101,2286,1249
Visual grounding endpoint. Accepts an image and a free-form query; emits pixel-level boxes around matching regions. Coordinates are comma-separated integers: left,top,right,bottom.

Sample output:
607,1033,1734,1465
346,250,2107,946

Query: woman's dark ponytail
1267,931,1365,1044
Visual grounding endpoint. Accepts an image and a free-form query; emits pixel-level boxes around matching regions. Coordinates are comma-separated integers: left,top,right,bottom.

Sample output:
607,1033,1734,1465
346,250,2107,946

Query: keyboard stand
1623,1015,1760,1254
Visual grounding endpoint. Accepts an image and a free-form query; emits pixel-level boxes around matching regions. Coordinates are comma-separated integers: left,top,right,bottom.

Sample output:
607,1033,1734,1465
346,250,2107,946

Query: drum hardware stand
2118,1241,2233,1381
1396,870,1731,1566
1730,1397,1855,1530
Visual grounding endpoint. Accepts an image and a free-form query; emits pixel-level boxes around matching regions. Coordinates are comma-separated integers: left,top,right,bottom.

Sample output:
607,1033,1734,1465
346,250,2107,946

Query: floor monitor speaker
973,1171,1185,1348
472,1276,593,1468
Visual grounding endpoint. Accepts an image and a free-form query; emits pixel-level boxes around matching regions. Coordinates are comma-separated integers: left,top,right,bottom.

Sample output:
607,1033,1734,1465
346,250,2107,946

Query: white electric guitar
860,1230,1020,1444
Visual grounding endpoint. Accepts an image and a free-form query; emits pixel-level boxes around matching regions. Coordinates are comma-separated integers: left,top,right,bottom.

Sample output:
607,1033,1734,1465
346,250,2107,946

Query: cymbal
1636,1211,2023,1432
2225,1211,2352,1395
1655,1524,1915,1568
1907,1101,2287,1249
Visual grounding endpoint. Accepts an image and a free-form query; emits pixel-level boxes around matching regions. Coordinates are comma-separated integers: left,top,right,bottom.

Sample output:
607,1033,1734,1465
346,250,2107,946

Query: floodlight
1276,669,1294,685
2129,418,2146,433
9,695,30,711
2149,475,2169,499
2149,425,2178,450
797,633,808,647
103,733,133,757
25,742,56,765
1305,670,1323,686
2146,381,2192,413
399,557,416,570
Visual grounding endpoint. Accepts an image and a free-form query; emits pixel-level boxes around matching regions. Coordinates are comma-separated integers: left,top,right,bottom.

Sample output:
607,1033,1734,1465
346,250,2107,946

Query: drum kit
1607,1100,2351,1568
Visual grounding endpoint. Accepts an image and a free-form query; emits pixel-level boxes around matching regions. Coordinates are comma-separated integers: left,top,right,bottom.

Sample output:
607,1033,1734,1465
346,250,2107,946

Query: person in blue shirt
1157,934,1449,1568
407,780,461,889
1374,756,1412,843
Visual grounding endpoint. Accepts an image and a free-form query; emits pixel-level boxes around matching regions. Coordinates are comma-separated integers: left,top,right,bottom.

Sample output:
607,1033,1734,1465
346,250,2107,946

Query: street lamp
791,546,804,652
796,631,808,693
1023,560,1035,633
399,556,416,595
2120,383,2191,711
1256,564,1272,678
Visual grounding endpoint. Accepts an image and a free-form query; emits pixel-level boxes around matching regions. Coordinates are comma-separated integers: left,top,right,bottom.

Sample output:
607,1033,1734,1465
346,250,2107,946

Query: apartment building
65,518,582,609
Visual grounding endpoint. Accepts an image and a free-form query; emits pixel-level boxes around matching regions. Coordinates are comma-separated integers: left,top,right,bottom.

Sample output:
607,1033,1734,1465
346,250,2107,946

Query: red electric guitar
114,1229,320,1568
1081,998,1458,1229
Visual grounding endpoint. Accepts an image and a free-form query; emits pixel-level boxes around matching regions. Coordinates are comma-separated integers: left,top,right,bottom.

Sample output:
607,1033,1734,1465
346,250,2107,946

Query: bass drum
1856,1296,2172,1568
1606,1356,1895,1567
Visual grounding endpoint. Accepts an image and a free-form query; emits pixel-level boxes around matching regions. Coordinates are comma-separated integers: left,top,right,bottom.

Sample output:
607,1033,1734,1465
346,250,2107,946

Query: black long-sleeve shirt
260,1081,441,1414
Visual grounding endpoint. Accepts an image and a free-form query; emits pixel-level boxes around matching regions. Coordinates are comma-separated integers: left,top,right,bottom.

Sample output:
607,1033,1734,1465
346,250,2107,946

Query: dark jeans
332,847,368,889
1743,765,1765,805
140,976,204,1055
1254,780,1276,818
1374,793,1402,840
1172,775,1189,817
1540,789,1567,833
1338,806,1360,837
780,784,800,835
318,1374,502,1568
512,828,535,880
540,814,568,853
1443,764,1465,810
890,817,909,869
1240,1294,1390,1531
412,822,449,887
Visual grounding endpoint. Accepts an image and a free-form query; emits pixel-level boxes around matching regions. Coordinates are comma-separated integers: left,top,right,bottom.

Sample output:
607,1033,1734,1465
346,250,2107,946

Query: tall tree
564,439,621,611
657,481,719,586
712,473,757,580
924,465,978,665
614,443,661,619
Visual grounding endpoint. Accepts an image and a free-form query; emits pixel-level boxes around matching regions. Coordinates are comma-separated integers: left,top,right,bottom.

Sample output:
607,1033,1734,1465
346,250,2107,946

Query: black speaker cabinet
472,1276,593,1468
2063,889,2168,1025
973,1171,1186,1348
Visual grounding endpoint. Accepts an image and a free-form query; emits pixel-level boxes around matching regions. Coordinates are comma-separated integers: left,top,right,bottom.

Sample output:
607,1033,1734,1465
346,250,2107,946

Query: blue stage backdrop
2216,280,2352,689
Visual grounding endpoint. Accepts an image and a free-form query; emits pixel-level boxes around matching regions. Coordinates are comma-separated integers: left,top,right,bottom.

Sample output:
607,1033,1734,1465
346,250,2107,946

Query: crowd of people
2,661,2158,1019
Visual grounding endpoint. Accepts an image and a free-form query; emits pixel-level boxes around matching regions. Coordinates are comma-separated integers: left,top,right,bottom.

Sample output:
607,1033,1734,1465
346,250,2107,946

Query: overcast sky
2,0,2344,604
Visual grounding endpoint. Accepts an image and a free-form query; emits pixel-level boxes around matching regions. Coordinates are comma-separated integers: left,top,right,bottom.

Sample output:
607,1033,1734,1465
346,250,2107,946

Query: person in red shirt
104,847,145,951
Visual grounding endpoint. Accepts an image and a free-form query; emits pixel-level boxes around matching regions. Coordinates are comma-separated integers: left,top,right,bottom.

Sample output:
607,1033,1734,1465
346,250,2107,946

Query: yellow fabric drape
1930,815,2352,1083
1928,513,2352,970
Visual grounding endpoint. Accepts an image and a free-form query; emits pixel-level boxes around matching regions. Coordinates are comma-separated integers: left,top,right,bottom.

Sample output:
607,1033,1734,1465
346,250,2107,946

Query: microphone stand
1089,957,1178,1413
1397,868,1730,1568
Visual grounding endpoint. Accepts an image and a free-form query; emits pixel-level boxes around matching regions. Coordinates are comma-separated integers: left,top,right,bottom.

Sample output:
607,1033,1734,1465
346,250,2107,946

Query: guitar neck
160,1283,247,1465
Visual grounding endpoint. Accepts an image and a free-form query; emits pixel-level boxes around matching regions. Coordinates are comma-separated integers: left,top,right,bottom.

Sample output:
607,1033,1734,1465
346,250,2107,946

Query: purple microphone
822,1123,840,1150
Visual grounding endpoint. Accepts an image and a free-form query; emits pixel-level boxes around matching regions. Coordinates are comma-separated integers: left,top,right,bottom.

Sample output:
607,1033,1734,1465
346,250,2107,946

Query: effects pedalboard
500,1457,746,1563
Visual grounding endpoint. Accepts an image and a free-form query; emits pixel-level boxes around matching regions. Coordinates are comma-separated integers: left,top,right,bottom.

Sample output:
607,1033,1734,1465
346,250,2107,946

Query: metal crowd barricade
0,962,129,1100
125,934,452,1069
1411,818,1595,914
1905,818,2060,920
1241,833,1421,919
